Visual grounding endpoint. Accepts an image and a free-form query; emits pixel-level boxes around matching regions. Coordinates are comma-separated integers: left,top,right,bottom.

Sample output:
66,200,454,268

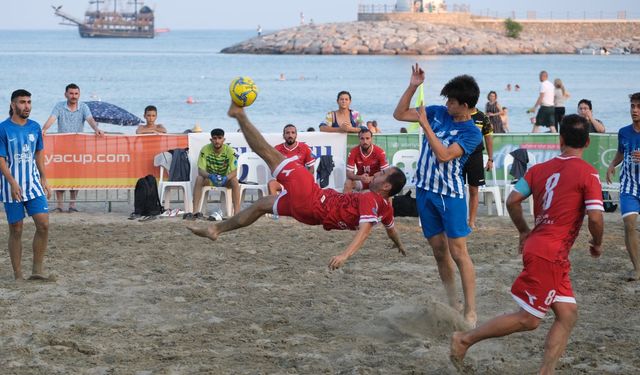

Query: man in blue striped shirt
0,90,51,281
394,64,482,327
606,92,640,281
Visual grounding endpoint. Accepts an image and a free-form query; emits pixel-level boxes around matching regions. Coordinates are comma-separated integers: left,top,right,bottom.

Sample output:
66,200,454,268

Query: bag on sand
133,175,163,217
392,190,418,217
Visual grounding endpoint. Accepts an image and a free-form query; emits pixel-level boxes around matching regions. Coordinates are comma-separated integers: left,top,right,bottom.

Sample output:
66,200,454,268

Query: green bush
504,18,523,38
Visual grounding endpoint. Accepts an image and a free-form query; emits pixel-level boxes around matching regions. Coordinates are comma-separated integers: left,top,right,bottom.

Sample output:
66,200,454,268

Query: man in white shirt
527,71,556,133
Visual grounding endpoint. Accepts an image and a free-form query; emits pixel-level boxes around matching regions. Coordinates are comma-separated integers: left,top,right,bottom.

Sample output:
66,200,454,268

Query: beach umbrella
85,101,142,126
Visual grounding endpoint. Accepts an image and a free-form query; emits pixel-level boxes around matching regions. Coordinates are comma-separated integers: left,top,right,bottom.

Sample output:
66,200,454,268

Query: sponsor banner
44,134,188,188
42,132,618,190
347,133,421,163
492,133,618,181
188,132,347,189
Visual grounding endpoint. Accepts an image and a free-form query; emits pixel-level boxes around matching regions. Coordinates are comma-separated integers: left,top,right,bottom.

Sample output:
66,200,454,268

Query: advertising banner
491,133,618,181
188,132,348,189
44,134,188,188
42,132,618,190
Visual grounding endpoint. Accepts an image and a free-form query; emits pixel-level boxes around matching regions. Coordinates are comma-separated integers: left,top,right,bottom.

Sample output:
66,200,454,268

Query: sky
2,0,637,30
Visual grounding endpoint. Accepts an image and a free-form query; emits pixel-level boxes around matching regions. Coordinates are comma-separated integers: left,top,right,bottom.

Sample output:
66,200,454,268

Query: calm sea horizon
1,29,638,135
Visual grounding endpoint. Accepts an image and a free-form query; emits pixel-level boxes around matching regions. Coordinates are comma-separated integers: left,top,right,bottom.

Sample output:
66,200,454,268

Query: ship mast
89,0,104,13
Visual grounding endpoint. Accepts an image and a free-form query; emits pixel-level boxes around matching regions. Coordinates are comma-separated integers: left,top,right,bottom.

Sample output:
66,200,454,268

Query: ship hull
79,25,154,38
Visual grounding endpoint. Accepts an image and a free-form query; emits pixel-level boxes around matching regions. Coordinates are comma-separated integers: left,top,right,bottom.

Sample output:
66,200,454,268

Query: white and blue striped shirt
415,106,482,199
0,118,46,202
618,124,640,197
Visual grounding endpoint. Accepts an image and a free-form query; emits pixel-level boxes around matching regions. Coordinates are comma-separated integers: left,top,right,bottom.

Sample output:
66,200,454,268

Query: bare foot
450,331,468,371
187,225,219,241
626,270,640,282
464,311,477,329
28,274,57,282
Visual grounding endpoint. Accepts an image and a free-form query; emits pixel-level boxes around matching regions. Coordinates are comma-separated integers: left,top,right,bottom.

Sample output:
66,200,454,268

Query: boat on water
52,0,154,38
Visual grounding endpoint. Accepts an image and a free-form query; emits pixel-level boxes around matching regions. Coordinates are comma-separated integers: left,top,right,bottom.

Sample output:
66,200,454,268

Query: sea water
1,29,638,134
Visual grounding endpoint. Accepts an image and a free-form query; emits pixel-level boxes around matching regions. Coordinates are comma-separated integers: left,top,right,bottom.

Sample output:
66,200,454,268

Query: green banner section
347,133,619,181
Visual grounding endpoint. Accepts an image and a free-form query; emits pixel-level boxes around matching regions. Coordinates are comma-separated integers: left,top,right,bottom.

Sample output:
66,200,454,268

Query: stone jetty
221,20,640,55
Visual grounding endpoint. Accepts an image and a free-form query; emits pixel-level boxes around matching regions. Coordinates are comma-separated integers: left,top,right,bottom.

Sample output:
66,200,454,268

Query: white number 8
542,173,560,210
544,290,557,306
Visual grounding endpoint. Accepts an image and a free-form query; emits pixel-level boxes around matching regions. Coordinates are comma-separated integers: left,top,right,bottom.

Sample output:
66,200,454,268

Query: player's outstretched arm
393,63,424,122
328,222,374,270
587,209,604,258
385,226,406,256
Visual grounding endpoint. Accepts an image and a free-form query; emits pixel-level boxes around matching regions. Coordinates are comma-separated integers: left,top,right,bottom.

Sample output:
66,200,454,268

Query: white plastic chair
237,152,270,202
503,153,534,214
392,149,420,190
156,162,193,214
478,154,503,216
198,185,234,217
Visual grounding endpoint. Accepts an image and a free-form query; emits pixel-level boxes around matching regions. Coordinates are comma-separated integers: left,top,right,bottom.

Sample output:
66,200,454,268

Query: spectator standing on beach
393,64,482,327
42,83,104,213
606,92,640,281
136,105,167,134
554,78,571,130
257,25,262,36
344,128,389,193
1,89,51,281
485,91,505,133
527,71,557,133
451,115,604,373
319,91,364,133
186,128,240,220
465,108,494,230
268,124,315,195
577,99,606,133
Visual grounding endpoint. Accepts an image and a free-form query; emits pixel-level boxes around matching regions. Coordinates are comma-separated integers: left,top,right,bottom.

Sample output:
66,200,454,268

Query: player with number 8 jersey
451,115,605,373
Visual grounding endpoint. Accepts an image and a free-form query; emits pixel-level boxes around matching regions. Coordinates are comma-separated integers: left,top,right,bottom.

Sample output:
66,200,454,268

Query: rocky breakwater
221,20,640,55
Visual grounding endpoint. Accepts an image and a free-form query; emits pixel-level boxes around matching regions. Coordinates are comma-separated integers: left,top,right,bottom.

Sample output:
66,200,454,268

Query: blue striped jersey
0,118,45,202
617,124,640,197
415,106,482,198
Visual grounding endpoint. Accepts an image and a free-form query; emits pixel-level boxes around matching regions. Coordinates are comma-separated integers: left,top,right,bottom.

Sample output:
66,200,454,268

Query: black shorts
463,151,485,187
554,106,565,128
536,106,556,127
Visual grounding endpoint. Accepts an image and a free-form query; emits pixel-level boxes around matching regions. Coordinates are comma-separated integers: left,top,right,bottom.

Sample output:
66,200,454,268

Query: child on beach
136,105,167,134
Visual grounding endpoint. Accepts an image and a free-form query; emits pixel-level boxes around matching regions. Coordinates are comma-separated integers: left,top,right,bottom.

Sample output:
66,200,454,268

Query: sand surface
0,210,639,374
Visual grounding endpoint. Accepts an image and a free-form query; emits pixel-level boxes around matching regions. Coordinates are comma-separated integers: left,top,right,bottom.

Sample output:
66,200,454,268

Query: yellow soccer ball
229,76,258,107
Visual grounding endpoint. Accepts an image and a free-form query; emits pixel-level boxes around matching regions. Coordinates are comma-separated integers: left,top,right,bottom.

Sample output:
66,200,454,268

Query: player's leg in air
189,102,285,240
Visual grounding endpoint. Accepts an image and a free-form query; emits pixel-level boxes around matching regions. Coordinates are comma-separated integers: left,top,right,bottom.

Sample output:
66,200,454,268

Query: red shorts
272,157,326,226
510,251,575,318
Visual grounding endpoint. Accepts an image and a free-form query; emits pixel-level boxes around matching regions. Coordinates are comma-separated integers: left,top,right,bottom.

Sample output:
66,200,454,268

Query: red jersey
346,144,389,176
275,142,315,169
321,190,394,231
521,156,603,262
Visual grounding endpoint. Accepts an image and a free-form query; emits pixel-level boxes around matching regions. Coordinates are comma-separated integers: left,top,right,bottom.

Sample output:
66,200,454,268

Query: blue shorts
3,195,49,224
416,188,471,239
620,193,640,218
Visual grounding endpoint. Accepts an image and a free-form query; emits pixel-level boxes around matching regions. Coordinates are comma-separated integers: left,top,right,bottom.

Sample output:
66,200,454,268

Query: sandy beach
0,210,639,374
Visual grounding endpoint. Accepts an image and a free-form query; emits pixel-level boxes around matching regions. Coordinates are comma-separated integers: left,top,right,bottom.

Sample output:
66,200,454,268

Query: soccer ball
229,76,258,107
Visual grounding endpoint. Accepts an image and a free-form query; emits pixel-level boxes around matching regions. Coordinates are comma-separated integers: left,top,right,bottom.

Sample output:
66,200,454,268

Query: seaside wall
359,12,640,39
472,19,640,39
